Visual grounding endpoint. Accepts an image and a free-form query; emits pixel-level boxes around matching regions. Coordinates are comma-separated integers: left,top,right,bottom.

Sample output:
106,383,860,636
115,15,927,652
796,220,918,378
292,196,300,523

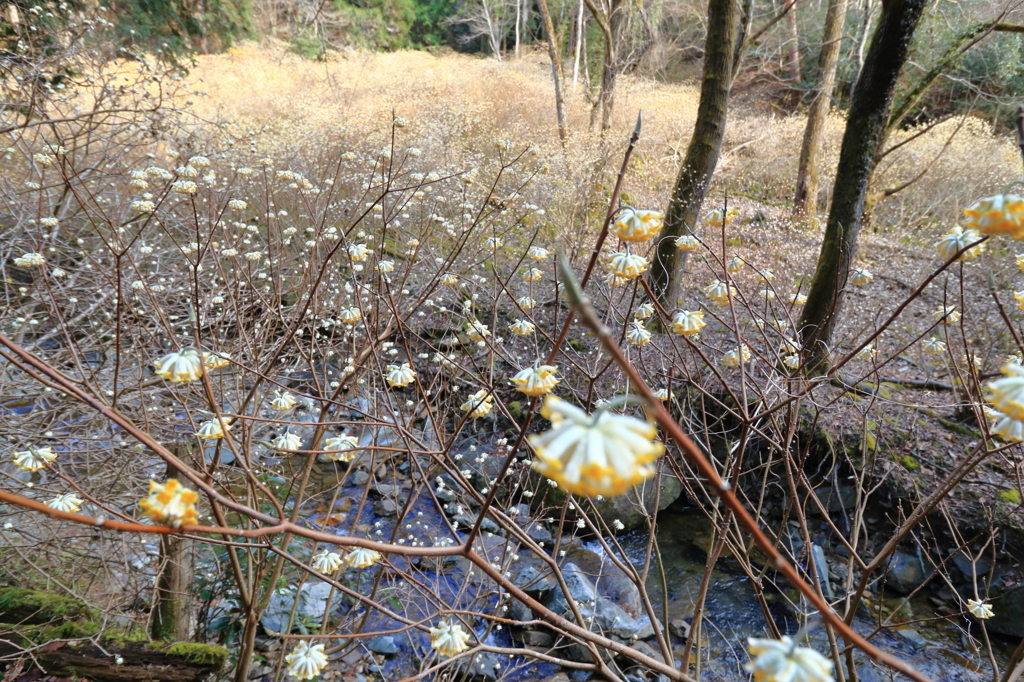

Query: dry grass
183,40,1020,227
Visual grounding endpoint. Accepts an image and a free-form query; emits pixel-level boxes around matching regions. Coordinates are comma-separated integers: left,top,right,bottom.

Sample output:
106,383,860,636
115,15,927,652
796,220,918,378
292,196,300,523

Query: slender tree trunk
150,445,195,642
515,0,521,57
649,0,739,307
784,0,801,87
537,0,569,141
583,0,622,130
572,0,585,85
793,0,848,216
798,0,929,371
852,0,874,82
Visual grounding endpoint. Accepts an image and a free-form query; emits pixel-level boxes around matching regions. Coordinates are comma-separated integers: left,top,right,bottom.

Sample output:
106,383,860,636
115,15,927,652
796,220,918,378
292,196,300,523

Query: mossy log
0,638,229,681
0,587,226,682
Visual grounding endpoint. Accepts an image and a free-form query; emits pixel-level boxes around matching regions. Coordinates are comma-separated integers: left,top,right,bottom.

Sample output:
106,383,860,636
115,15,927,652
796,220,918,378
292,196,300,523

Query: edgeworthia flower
46,493,83,512
611,208,663,242
674,235,700,250
967,599,994,619
626,321,652,346
509,319,536,336
430,619,472,657
284,641,328,680
312,550,345,574
270,391,297,411
922,337,947,355
987,363,1024,421
671,310,706,336
528,395,664,497
962,193,1024,237
511,365,559,396
139,479,199,528
274,431,303,452
607,251,649,279
634,302,655,319
13,447,57,471
154,348,204,383
324,435,359,462
705,207,739,226
851,268,873,286
527,245,551,260
933,306,960,324
196,417,232,439
935,226,986,260
745,636,834,682
345,547,381,568
386,363,417,387
461,389,494,418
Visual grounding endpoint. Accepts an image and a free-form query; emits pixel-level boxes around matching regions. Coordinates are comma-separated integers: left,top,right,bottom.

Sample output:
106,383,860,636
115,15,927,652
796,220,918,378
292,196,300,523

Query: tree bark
784,0,801,90
650,0,739,307
793,0,848,217
537,0,569,142
151,445,195,643
583,0,623,130
798,0,929,371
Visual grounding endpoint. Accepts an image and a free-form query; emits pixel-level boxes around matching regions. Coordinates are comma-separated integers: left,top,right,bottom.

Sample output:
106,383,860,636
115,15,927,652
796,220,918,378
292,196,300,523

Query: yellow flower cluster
611,208,663,242
511,365,559,396
962,193,1024,237
430,619,472,657
155,348,204,383
461,389,494,418
139,479,199,528
529,396,664,497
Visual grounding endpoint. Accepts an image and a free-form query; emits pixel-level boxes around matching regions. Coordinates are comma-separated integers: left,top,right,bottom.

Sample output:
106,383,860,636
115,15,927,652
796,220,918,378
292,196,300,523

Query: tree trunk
537,0,569,142
793,0,848,217
851,0,874,82
151,446,195,643
798,0,929,371
572,0,585,86
584,0,623,130
650,0,739,308
784,0,801,86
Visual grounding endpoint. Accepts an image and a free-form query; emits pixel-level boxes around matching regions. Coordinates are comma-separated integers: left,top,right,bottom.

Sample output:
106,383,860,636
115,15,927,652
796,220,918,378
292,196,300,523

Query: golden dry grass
182,39,1020,231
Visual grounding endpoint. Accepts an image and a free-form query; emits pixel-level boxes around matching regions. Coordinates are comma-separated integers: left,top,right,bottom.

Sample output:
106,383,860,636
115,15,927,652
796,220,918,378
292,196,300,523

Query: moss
899,455,920,471
0,619,100,643
103,629,150,646
999,488,1022,504
0,587,93,624
162,642,230,666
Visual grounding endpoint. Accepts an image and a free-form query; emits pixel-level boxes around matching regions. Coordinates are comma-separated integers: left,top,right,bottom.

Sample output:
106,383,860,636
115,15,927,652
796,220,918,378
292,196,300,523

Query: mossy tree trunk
793,0,847,217
151,444,195,643
649,0,739,308
798,0,929,371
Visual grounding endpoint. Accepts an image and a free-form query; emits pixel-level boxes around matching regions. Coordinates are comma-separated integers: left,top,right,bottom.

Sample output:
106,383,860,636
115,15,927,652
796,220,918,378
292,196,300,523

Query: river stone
261,582,341,633
515,629,554,647
367,635,398,655
461,652,502,680
513,564,556,597
981,581,1024,636
563,546,643,616
593,597,655,640
813,485,857,512
884,551,926,594
532,472,683,533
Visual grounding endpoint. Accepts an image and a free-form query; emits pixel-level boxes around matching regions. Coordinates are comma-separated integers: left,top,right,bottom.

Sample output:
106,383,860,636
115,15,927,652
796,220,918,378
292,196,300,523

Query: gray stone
982,582,1024,637
625,639,664,663
367,635,398,655
374,499,399,516
533,472,683,533
507,598,533,622
884,551,926,595
563,546,643,616
525,521,553,544
951,551,991,584
351,470,370,486
513,564,556,596
454,510,501,534
593,597,654,640
669,618,690,639
462,652,502,680
261,581,341,633
515,629,554,647
894,627,928,650
813,485,857,512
